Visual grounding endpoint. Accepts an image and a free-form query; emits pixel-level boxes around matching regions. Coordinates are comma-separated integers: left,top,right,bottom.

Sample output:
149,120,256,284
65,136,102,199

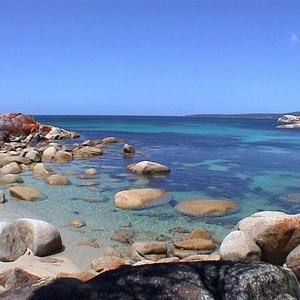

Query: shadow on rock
1,261,299,300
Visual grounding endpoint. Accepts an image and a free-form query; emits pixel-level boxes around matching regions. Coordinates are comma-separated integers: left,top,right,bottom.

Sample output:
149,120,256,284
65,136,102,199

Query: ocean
1,115,299,259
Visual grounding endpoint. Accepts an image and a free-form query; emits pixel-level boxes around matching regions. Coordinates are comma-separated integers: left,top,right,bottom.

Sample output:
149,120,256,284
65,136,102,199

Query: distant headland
186,112,300,119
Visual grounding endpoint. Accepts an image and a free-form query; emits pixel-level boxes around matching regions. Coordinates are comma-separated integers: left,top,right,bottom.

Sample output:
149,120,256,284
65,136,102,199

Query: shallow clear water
1,116,299,257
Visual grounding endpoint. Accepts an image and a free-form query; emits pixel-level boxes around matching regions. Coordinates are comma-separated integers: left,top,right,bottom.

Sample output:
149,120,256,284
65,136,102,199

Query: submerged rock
45,174,70,186
0,174,24,185
102,137,122,144
127,160,171,175
175,198,238,217
110,229,136,244
84,168,97,176
0,162,21,174
114,188,168,210
9,186,43,201
68,219,86,228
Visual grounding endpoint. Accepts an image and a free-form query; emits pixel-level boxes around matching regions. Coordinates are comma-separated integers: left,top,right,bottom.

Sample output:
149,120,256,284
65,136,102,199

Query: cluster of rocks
220,211,300,269
0,215,298,299
0,136,136,201
89,225,220,274
0,113,79,142
277,114,300,128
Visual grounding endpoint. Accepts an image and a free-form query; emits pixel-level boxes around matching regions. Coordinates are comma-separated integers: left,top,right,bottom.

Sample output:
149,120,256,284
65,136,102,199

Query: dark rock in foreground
2,261,299,299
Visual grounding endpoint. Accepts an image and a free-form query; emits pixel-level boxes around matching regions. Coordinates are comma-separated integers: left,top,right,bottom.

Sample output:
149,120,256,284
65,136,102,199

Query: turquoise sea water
1,116,300,255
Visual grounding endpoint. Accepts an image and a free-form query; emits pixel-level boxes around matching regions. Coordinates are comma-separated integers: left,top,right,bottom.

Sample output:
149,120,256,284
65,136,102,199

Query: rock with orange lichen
235,211,300,265
0,113,79,142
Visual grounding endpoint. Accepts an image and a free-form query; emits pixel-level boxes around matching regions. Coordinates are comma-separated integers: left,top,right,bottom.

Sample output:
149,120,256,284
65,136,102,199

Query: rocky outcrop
0,219,62,261
277,114,300,128
220,211,300,266
175,198,238,217
1,261,299,300
0,113,79,142
114,188,168,210
127,161,171,175
236,211,300,265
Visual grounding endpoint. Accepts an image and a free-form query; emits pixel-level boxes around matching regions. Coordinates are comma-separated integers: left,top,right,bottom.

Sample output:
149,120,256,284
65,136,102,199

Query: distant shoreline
186,112,300,119
30,112,300,119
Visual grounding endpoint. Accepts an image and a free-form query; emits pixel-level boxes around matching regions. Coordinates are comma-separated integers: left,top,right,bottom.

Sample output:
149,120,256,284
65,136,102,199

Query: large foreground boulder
0,219,62,261
127,161,171,175
235,211,300,265
114,188,168,210
15,219,62,257
2,261,299,299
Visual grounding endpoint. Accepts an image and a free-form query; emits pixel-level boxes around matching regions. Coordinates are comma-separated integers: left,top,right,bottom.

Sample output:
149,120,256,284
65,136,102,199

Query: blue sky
0,0,299,115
